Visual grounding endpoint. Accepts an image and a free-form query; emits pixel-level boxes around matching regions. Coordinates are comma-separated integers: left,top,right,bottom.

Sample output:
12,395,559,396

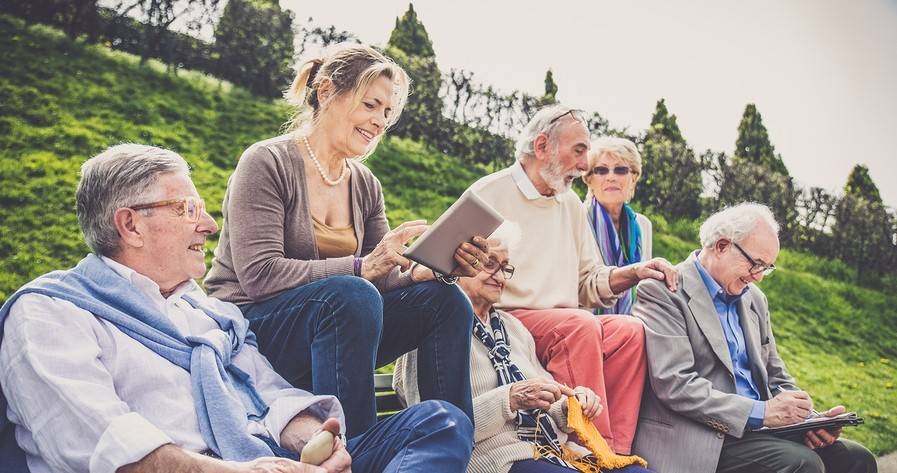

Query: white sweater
393,311,571,473
468,162,619,311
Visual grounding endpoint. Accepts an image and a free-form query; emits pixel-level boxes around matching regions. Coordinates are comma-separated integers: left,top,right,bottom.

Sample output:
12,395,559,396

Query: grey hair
76,143,190,256
699,202,780,249
515,104,584,163
590,137,642,176
586,136,643,200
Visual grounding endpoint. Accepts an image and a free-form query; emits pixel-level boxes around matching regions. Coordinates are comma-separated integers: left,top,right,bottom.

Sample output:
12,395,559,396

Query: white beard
539,157,578,195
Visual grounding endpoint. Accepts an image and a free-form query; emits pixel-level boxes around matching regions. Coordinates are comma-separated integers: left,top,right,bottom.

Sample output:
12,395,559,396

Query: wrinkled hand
361,220,428,281
509,379,575,412
634,257,679,291
763,390,813,427
572,386,602,420
230,457,325,473
804,406,845,450
450,236,493,277
317,436,351,473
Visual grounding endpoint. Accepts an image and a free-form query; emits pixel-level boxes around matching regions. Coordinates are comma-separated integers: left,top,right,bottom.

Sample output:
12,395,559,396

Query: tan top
467,161,619,310
312,217,358,259
205,134,415,305
393,310,571,473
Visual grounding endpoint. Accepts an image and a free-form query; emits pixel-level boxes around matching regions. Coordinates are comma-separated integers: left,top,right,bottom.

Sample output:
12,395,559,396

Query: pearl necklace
302,136,348,186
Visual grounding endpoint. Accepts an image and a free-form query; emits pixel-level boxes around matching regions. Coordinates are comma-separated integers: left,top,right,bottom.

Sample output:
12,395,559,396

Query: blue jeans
258,400,473,473
239,276,475,437
508,459,654,473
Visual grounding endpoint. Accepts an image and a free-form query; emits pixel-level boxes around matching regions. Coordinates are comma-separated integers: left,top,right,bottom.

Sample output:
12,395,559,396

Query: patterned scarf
588,197,642,315
473,311,577,470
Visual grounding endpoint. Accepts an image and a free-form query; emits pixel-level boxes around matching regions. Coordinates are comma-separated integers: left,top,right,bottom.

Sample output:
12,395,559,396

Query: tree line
2,1,895,287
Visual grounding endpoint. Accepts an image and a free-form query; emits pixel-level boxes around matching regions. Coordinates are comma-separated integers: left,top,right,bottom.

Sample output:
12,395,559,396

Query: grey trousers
717,432,877,473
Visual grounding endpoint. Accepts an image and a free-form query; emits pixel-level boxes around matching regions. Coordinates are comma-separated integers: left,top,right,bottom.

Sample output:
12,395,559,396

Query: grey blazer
631,252,798,473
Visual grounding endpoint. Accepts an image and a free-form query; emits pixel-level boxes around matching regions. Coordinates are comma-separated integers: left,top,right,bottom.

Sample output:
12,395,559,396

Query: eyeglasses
732,241,776,276
588,165,634,177
548,109,586,125
483,259,515,280
129,196,206,223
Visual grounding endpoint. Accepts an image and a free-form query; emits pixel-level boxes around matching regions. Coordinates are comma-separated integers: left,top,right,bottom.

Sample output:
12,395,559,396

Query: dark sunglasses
588,166,633,177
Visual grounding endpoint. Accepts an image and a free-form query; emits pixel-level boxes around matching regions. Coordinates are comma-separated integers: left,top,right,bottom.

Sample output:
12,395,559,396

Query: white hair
515,104,584,163
589,136,642,175
699,202,780,249
76,144,190,256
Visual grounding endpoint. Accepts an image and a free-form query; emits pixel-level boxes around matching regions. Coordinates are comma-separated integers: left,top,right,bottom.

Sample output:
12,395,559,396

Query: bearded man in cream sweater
465,104,678,455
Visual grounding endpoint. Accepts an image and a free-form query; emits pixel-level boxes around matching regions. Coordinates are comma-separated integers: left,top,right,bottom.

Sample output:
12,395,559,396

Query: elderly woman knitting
394,245,654,473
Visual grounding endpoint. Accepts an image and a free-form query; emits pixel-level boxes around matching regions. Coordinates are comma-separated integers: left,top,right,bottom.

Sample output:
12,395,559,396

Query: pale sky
281,0,897,208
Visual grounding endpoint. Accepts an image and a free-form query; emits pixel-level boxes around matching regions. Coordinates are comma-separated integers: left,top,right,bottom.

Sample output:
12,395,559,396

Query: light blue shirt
694,253,766,430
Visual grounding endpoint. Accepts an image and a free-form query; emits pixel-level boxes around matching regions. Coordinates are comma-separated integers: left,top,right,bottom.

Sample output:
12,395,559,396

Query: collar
509,161,563,202
101,256,197,304
693,251,747,304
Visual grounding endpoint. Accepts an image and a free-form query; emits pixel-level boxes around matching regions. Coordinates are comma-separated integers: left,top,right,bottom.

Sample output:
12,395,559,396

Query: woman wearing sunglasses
582,137,652,315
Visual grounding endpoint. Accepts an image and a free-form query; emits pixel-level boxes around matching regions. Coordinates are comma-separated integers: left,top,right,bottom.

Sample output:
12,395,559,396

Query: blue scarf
588,197,642,315
0,255,274,461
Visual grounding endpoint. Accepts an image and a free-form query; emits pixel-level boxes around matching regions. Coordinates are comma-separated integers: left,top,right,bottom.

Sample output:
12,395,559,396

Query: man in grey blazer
631,203,876,473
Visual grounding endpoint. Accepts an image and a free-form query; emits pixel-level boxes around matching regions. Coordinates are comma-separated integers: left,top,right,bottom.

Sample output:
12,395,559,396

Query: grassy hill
1,15,895,454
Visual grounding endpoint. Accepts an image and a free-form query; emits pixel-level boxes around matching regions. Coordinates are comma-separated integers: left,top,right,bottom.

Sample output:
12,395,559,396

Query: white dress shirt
0,257,342,473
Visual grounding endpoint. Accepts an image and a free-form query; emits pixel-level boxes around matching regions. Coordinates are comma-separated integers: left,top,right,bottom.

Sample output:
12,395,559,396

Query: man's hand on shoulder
635,258,679,292
763,390,813,427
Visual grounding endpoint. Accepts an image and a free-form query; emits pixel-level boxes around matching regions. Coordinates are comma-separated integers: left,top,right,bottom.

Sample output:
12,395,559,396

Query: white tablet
404,191,504,275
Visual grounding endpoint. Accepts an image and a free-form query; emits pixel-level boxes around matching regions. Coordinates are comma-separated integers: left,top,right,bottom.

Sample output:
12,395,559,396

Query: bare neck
305,131,347,175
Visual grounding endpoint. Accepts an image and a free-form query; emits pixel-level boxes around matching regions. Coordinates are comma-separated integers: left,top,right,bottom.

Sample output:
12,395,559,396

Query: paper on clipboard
755,412,864,438
404,191,504,275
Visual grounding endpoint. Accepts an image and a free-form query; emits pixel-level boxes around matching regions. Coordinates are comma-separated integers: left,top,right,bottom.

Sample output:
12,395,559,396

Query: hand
763,390,813,427
572,386,602,420
804,405,845,450
230,457,325,473
450,236,493,277
509,379,575,412
317,436,351,473
361,220,428,281
634,257,679,291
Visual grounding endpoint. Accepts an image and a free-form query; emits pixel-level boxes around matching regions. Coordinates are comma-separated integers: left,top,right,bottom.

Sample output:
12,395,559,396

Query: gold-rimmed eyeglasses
483,259,515,280
129,196,206,223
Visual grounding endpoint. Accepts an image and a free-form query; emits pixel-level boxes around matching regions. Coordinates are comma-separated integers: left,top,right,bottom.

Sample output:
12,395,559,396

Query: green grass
1,14,895,454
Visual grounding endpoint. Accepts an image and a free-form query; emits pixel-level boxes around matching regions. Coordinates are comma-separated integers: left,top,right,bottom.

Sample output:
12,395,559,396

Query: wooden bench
375,372,403,419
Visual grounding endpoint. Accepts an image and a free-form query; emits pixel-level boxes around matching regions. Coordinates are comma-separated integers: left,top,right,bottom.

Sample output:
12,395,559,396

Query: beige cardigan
393,310,572,473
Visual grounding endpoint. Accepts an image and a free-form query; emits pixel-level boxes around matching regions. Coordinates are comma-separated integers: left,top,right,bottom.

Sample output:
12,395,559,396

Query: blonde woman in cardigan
394,246,654,473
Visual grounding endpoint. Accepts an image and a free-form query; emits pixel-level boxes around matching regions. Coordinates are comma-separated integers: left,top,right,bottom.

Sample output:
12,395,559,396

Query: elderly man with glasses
0,144,473,473
631,202,876,473
464,104,679,457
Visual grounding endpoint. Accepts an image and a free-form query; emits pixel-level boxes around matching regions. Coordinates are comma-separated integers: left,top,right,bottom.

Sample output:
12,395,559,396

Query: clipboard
756,412,864,438
404,191,504,275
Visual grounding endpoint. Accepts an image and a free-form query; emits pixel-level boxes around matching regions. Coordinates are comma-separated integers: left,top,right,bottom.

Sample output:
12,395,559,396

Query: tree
843,164,882,204
107,0,221,65
213,0,295,97
386,4,434,57
541,69,558,105
1,0,99,40
718,103,797,244
734,103,788,175
386,4,443,144
635,99,703,219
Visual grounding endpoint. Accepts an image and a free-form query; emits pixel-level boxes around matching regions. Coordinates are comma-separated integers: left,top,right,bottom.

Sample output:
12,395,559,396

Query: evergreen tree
213,0,295,98
541,69,558,105
386,4,443,144
635,99,702,219
387,4,434,57
734,103,788,175
843,164,882,204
